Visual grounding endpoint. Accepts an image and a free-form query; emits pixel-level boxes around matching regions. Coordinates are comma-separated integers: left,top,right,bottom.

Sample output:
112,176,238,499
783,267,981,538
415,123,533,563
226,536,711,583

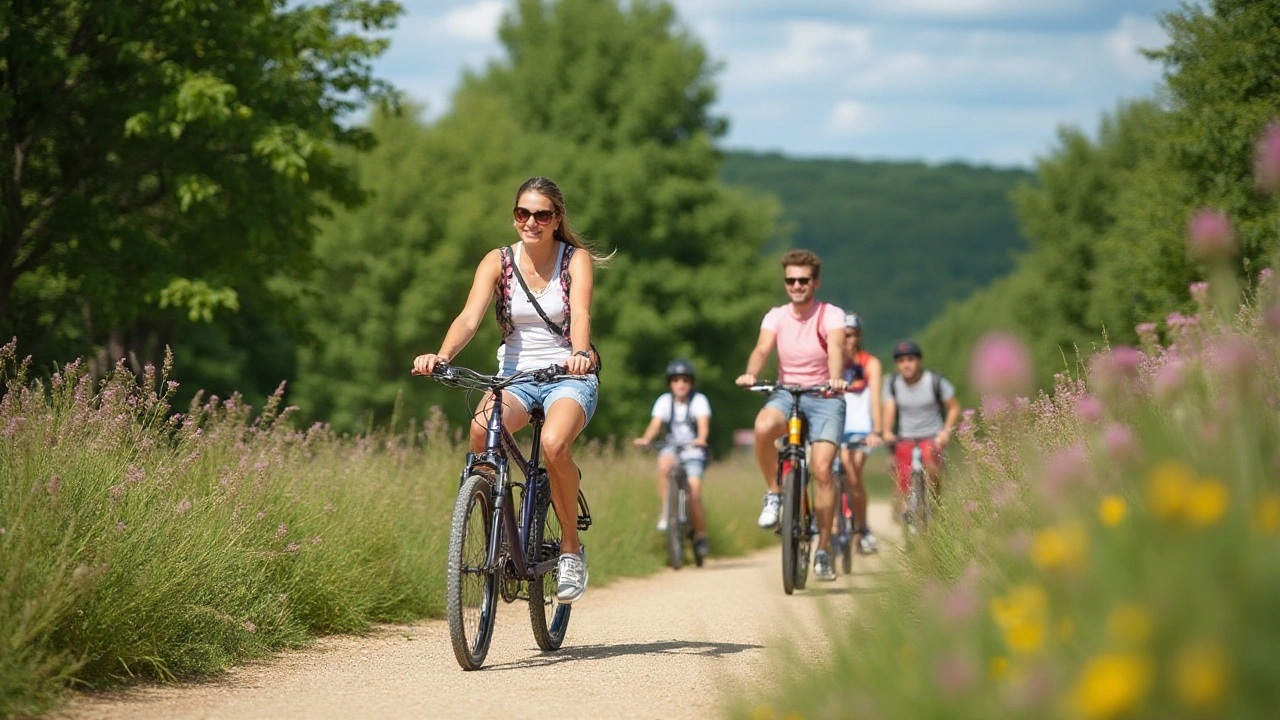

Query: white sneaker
555,551,588,604
814,549,836,581
656,516,668,532
858,531,880,555
757,493,782,529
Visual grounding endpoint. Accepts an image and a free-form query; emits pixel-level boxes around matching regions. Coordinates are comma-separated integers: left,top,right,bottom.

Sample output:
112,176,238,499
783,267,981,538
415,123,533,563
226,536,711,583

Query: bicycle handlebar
417,362,573,391
744,382,832,396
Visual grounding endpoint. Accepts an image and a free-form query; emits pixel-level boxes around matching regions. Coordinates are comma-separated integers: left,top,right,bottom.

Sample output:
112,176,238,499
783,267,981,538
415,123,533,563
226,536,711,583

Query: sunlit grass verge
733,264,1280,720
0,348,768,718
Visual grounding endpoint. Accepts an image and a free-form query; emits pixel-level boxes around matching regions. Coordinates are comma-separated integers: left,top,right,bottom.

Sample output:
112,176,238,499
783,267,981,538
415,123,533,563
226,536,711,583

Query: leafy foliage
0,0,400,381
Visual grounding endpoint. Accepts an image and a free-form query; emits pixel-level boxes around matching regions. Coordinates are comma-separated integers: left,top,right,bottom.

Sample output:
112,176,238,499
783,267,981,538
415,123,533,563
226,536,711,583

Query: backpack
886,370,946,421
495,243,601,372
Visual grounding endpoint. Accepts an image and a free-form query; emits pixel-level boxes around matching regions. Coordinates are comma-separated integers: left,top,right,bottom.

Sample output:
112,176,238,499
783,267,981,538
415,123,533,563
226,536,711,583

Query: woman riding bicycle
634,358,712,559
412,176,605,604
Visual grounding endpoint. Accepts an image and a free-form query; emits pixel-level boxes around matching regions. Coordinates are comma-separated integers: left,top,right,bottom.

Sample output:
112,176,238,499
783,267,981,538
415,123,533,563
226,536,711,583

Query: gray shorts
504,375,599,424
764,390,845,446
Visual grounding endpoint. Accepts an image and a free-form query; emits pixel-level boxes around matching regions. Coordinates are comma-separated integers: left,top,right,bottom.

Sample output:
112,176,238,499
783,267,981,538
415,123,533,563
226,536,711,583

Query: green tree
294,0,779,446
0,0,400,376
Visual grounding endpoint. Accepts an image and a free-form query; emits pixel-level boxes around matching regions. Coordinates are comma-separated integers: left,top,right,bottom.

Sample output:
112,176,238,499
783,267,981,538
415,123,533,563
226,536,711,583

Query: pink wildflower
1259,268,1273,287
311,535,323,546
126,465,145,483
1075,395,1103,424
257,510,267,520
115,522,126,532
1207,335,1256,387
284,542,300,553
244,621,256,633
276,523,288,538
1254,120,1280,192
176,499,192,514
1089,346,1144,398
1042,443,1090,498
1189,281,1210,307
935,653,977,697
1103,423,1141,465
970,332,1034,398
46,474,60,495
1153,360,1186,400
1186,210,1236,261
942,586,979,623
1135,323,1158,346
109,484,126,498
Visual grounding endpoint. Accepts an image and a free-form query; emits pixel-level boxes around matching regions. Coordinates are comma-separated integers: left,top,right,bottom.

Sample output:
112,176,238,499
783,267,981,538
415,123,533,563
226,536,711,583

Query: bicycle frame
464,387,560,581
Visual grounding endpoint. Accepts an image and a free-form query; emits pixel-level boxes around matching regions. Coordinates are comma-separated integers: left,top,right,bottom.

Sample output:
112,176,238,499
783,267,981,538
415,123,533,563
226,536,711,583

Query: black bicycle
649,443,705,570
422,362,592,670
747,383,829,595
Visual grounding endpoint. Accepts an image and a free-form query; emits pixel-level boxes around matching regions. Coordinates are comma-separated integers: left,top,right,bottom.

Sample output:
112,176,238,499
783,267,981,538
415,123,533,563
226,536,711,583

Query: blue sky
373,0,1186,167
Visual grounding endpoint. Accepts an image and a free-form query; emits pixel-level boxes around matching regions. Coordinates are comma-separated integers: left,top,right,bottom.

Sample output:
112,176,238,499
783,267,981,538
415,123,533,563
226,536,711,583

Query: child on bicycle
633,358,711,559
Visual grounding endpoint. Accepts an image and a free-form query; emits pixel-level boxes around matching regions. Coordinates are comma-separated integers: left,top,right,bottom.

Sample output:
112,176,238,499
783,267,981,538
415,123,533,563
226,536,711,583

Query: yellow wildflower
1098,495,1127,526
989,655,1009,680
1030,522,1088,572
1070,652,1153,720
1106,604,1153,646
1173,642,1229,709
1145,461,1194,518
1254,493,1280,534
1184,478,1229,527
991,584,1048,654
750,704,777,720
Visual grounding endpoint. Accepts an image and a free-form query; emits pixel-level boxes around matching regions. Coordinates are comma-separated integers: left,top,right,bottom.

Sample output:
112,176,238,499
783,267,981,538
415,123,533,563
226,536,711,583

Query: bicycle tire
913,467,931,532
780,463,802,595
528,487,572,651
836,478,854,575
447,474,498,670
666,468,684,570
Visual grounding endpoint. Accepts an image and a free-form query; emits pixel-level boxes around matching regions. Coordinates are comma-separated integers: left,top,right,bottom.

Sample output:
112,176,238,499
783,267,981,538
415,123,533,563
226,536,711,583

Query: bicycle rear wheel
528,488,572,651
666,468,685,569
780,463,802,595
447,474,498,670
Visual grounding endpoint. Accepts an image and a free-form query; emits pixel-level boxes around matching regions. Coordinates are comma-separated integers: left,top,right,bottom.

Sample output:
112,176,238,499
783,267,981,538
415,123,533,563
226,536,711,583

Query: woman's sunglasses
513,207,556,226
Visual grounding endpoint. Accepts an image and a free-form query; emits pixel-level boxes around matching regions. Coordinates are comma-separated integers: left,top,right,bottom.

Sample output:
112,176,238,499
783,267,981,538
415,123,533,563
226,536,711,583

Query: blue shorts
842,431,871,451
660,446,707,479
764,391,845,446
504,375,599,424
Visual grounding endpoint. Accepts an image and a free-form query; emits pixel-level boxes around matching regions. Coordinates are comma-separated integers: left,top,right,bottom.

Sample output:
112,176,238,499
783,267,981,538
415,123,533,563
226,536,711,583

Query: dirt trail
55,503,899,720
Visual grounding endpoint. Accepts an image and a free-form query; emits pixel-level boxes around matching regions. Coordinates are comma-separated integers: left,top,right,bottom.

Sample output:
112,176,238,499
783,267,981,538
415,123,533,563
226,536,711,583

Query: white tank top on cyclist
843,385,873,434
496,243,572,374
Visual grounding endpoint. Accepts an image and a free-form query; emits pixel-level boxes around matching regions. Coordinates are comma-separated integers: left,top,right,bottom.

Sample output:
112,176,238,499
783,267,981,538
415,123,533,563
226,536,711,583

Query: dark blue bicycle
424,362,592,670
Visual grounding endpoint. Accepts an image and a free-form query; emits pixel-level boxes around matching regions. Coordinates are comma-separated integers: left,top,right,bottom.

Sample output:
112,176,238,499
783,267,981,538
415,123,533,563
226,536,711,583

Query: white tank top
843,387,873,434
497,243,572,374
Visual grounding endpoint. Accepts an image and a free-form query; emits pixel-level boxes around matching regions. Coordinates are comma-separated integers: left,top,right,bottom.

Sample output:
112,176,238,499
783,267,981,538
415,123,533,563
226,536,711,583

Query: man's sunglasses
513,207,556,225
784,277,813,286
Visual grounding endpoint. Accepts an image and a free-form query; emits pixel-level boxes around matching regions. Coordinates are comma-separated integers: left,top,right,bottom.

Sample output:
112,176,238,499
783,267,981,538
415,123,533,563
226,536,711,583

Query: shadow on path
483,639,764,671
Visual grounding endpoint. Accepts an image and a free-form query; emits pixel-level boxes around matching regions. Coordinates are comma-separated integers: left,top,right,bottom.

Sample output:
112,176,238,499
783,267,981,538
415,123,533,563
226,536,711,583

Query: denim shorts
660,446,708,479
842,431,871,451
764,390,845,446
504,374,599,424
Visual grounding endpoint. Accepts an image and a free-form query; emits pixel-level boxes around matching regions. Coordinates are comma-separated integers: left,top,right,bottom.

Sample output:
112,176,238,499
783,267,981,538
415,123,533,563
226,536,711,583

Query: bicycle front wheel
447,474,499,670
666,469,685,570
780,463,802,595
528,491,572,651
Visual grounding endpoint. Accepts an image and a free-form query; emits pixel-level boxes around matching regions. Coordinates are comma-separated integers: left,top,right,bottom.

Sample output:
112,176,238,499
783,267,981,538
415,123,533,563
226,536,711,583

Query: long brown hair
514,177,612,265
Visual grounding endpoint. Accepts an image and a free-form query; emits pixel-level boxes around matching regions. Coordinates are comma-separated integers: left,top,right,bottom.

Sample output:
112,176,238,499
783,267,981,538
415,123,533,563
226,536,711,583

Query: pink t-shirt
761,301,845,386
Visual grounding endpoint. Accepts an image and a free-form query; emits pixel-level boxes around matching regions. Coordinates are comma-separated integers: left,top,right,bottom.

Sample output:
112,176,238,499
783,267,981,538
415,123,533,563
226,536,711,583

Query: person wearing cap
881,339,961,514
735,249,848,583
634,358,712,560
839,312,884,554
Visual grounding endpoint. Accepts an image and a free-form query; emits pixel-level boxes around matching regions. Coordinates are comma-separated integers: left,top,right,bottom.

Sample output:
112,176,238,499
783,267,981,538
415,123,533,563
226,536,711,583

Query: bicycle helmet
845,312,863,330
665,358,696,381
892,339,923,359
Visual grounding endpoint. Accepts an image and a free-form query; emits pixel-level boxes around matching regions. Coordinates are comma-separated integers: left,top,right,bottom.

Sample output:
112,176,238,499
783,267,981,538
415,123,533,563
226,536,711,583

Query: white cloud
826,100,873,135
442,0,506,43
1106,14,1167,77
722,21,871,88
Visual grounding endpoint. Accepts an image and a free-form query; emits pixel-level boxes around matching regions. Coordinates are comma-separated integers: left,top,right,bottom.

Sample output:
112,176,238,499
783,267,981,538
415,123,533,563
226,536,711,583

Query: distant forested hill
721,152,1031,354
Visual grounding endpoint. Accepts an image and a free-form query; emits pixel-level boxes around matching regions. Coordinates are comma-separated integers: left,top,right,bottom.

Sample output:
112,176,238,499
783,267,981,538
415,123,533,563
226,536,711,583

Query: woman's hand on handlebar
735,372,757,387
412,353,448,376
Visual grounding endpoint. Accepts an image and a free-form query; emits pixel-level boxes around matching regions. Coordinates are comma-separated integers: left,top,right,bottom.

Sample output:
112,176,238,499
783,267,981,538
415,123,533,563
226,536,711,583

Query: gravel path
55,503,898,720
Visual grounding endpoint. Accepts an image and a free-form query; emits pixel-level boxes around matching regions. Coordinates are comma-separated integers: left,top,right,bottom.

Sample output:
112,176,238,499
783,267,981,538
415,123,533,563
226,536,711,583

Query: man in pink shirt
736,249,848,582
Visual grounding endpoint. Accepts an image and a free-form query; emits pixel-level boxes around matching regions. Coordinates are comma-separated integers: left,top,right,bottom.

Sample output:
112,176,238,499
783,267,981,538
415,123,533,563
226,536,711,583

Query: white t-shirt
497,243,572,374
651,391,711,459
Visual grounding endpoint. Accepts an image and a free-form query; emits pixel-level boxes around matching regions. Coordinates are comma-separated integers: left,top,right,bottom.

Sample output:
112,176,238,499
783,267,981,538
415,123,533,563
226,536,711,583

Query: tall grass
736,260,1280,716
0,347,768,718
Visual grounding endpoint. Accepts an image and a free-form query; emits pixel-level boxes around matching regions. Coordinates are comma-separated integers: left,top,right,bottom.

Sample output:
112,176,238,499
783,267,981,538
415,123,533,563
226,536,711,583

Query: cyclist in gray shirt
880,339,961,511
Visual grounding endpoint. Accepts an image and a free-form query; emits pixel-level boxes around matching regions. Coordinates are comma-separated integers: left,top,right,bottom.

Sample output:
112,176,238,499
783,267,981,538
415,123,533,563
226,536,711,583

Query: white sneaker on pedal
757,493,782,529
656,516,668,532
814,549,836,581
555,551,588,604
